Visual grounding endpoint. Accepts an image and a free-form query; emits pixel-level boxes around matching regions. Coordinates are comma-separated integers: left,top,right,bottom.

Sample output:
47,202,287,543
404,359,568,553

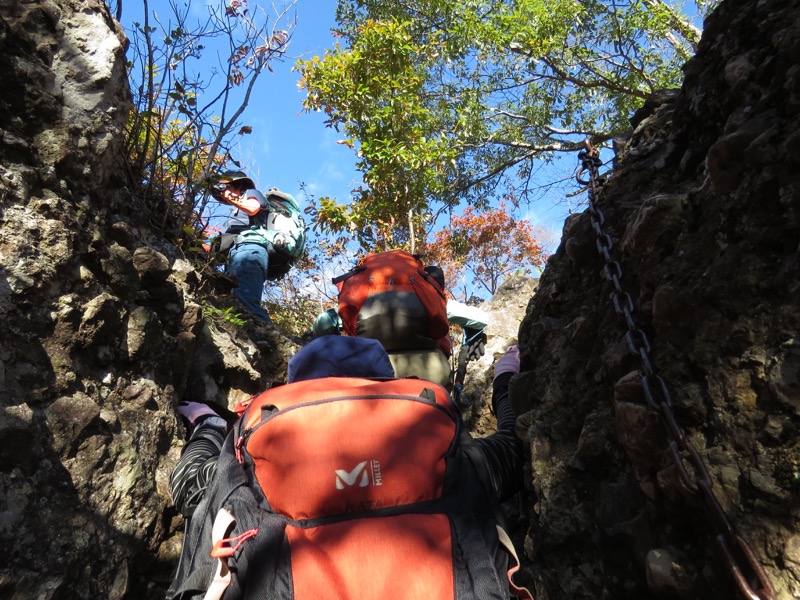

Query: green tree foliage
298,18,459,251
298,0,712,244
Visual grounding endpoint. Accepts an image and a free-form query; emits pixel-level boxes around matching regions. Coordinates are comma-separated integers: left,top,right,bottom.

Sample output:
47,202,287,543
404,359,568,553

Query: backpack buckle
210,528,258,558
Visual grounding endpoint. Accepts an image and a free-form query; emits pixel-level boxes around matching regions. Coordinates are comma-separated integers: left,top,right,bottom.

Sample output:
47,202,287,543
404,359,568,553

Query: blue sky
120,1,592,247
221,3,363,208
120,2,358,205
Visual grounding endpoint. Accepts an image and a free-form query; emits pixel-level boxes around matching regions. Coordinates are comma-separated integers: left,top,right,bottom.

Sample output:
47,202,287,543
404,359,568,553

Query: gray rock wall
515,0,800,597
0,2,295,597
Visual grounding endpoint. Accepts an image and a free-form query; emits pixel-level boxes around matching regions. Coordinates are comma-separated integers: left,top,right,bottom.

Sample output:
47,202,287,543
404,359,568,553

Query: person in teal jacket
211,170,274,324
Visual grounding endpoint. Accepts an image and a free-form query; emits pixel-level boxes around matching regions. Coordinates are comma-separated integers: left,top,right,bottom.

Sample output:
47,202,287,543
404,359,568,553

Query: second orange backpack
333,250,450,350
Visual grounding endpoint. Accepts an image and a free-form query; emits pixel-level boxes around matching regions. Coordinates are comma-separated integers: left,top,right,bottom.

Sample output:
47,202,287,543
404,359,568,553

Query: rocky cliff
514,0,800,597
0,0,798,599
0,2,296,597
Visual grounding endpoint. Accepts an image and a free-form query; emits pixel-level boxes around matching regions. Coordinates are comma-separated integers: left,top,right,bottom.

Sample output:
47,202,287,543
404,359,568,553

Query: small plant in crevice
201,300,246,326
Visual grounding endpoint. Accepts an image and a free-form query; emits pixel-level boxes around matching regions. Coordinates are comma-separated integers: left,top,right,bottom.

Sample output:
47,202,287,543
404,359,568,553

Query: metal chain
576,138,775,600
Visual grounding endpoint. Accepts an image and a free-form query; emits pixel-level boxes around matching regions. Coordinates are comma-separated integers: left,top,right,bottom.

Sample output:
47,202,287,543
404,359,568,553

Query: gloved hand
493,345,520,380
178,401,219,424
463,327,487,361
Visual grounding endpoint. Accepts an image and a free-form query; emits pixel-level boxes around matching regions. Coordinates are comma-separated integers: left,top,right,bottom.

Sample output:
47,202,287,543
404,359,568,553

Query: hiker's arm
227,189,265,216
446,299,489,330
448,300,489,360
471,347,524,501
170,417,228,518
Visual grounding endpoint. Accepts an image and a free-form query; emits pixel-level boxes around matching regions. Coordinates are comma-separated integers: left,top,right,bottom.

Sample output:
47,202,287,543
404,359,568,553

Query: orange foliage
422,203,548,298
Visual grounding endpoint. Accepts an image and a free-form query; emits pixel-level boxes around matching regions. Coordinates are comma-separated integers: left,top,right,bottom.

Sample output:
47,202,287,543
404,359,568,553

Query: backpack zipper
210,528,259,558
235,432,246,463
235,425,260,463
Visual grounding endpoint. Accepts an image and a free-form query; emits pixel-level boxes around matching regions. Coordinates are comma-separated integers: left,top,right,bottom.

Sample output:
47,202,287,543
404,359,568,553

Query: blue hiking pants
228,243,272,324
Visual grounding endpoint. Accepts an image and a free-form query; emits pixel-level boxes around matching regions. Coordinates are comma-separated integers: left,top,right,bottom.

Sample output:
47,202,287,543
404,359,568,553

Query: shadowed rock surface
0,2,295,597
514,0,799,597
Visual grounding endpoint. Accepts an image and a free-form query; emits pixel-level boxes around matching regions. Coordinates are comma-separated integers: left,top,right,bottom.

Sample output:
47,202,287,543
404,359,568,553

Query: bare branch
540,56,649,99
642,0,702,52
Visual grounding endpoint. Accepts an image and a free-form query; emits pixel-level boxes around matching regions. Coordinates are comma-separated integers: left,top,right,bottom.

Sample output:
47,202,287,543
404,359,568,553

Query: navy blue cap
288,336,395,383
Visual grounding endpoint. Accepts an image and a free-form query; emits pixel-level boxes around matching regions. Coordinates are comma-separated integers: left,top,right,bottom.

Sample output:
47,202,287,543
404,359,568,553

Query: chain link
577,138,775,600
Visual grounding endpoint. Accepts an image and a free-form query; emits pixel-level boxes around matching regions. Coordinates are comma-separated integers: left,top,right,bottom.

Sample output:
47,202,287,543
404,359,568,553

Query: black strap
331,265,365,285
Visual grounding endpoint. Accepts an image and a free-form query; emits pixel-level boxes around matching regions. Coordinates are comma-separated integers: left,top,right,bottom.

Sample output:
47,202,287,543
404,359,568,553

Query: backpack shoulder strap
332,265,365,286
458,440,534,600
166,431,251,600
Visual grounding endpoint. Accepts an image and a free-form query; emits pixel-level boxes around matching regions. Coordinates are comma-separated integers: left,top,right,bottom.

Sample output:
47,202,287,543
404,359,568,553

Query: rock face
0,2,296,598
514,0,800,597
459,275,538,430
1,0,799,599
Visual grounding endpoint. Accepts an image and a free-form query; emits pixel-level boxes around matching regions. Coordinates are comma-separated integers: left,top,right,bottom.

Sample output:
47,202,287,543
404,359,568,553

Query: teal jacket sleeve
446,299,489,330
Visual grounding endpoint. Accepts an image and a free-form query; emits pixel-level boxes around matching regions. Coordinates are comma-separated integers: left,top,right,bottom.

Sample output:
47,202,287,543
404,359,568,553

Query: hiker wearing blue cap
167,336,529,599
170,337,521,518
170,336,396,518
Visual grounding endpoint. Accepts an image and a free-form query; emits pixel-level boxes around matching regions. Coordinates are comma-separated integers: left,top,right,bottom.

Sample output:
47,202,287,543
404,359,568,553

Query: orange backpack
167,377,532,600
334,250,450,354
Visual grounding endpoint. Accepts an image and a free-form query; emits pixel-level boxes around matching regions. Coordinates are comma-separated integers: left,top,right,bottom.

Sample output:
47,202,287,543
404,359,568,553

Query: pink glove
493,345,520,379
177,401,219,425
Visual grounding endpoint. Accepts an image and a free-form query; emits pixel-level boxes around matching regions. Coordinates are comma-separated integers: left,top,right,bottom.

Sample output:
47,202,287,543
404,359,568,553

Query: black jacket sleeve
169,418,228,518
471,372,524,502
